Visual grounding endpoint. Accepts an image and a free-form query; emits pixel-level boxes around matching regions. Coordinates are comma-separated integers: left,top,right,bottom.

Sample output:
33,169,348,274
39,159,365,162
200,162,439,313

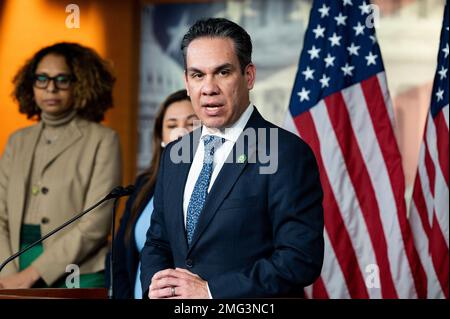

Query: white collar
200,104,254,143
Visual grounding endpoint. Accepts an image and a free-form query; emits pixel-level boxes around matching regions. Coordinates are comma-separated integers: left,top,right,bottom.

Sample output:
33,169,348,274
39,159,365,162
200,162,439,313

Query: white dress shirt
182,104,254,226
182,104,254,298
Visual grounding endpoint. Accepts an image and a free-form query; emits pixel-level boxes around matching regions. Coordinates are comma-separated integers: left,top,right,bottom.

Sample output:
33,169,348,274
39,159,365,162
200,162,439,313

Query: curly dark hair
12,42,116,122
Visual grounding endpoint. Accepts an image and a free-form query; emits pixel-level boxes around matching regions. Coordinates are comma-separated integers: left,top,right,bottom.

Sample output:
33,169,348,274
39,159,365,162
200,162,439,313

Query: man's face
184,37,256,129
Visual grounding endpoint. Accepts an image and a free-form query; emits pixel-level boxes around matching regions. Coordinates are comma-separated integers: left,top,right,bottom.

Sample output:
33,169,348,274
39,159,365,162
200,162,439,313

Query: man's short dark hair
181,17,253,73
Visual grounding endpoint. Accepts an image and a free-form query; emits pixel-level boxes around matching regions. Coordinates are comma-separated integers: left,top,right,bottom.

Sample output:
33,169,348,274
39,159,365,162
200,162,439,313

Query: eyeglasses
33,74,74,90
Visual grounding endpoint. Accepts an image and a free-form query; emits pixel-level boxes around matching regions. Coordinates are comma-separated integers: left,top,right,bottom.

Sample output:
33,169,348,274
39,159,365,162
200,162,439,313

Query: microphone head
124,185,135,196
106,185,135,199
108,186,125,198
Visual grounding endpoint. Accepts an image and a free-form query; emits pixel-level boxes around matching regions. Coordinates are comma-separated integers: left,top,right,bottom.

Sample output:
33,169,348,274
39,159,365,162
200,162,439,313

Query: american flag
284,0,425,298
409,0,449,299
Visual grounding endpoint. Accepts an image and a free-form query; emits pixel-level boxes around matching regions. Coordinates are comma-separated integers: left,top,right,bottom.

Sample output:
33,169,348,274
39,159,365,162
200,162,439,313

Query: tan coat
0,117,122,285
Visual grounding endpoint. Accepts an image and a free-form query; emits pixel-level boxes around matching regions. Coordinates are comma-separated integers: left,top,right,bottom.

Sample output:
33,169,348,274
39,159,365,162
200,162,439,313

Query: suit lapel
170,130,200,254
41,119,82,174
18,122,42,184
13,123,42,242
187,109,261,252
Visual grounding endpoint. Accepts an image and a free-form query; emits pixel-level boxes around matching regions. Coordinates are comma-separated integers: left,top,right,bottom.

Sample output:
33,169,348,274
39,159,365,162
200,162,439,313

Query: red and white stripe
409,104,449,299
285,72,425,298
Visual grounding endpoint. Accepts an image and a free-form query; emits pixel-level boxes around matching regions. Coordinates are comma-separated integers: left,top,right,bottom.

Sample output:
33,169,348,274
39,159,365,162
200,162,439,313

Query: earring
161,141,166,148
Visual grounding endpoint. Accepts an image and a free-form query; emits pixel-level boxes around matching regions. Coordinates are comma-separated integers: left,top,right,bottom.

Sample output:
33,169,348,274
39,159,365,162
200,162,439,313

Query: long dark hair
124,89,191,242
12,42,115,122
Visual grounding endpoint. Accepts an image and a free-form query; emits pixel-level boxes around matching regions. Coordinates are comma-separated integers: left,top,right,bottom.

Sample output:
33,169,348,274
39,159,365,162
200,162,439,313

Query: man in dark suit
140,17,324,299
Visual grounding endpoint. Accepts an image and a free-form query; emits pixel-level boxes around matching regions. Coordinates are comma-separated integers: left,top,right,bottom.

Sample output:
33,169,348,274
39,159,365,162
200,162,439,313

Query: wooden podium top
0,288,108,299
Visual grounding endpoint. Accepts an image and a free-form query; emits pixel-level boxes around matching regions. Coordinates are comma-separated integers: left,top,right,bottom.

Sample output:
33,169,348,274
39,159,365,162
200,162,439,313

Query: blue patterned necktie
186,135,224,244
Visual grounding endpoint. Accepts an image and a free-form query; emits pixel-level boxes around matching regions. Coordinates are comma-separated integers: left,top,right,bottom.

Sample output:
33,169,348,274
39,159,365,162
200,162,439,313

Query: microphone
105,185,134,200
0,186,134,277
123,185,135,196
108,184,135,299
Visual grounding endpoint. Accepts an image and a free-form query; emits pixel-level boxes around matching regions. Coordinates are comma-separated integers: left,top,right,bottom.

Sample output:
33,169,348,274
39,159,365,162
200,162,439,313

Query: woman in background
0,42,122,288
108,89,197,299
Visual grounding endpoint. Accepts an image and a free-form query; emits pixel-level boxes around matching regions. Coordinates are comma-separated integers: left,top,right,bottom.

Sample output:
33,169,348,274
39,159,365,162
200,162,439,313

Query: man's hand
0,266,40,289
149,268,209,299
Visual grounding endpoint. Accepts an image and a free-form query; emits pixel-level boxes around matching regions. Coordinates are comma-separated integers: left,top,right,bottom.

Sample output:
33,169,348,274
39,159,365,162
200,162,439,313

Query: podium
0,288,107,299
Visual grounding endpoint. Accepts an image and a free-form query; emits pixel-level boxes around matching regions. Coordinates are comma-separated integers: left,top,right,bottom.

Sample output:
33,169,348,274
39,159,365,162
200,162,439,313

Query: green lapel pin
237,154,247,164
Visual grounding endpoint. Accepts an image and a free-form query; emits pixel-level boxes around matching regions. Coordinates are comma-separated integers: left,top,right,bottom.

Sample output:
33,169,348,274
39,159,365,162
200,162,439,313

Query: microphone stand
107,185,135,300
0,186,134,281
107,197,119,299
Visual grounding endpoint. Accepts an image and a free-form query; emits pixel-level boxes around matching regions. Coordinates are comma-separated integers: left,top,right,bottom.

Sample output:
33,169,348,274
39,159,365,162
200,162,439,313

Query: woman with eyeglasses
0,42,122,289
